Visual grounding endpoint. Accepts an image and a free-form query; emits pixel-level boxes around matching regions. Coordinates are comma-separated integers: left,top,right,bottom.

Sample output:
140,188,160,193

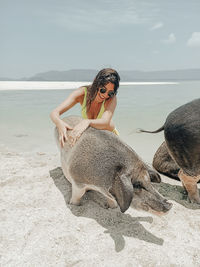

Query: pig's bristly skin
55,116,172,213
141,98,200,204
153,141,180,180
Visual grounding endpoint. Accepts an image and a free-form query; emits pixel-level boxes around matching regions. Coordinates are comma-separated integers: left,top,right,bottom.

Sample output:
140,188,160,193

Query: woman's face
96,82,115,103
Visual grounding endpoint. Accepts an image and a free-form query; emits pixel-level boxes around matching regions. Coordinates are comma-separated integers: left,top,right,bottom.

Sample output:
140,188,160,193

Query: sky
0,0,200,78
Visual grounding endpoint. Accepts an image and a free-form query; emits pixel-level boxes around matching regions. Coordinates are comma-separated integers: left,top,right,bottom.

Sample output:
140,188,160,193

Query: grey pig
55,116,172,213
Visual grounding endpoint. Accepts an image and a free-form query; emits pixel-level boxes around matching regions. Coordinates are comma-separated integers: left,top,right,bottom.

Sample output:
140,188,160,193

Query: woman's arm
50,87,84,125
69,96,117,145
50,87,85,146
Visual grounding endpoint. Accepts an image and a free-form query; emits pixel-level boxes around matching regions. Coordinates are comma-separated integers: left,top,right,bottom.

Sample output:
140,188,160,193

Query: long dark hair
85,68,120,110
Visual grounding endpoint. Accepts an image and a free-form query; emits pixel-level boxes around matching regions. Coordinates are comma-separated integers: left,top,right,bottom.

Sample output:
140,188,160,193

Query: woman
50,68,120,147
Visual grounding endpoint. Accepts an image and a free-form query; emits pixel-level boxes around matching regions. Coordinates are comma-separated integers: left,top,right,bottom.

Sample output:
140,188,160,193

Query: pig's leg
70,182,86,205
178,169,200,204
93,188,118,209
61,158,72,183
106,193,118,209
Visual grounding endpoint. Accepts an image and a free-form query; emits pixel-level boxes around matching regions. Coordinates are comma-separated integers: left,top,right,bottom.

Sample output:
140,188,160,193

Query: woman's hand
57,120,73,147
68,119,90,146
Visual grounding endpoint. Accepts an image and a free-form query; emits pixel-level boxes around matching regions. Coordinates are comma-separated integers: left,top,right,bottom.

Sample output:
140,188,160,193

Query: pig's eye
133,181,145,189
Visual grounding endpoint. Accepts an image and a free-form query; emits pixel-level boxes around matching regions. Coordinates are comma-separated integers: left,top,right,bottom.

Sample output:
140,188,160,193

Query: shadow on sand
50,167,164,252
153,182,200,210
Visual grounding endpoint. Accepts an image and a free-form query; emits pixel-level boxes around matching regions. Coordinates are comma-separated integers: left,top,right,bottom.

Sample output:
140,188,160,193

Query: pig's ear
110,168,133,213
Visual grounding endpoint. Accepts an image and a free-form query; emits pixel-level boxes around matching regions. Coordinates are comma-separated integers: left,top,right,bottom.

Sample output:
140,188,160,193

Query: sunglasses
99,88,115,98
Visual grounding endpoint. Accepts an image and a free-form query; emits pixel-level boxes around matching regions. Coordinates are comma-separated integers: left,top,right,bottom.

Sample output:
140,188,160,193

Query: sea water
0,81,200,163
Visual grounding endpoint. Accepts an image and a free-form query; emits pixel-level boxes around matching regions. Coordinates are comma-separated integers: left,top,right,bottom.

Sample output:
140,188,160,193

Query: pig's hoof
107,198,118,209
69,198,81,206
189,196,200,205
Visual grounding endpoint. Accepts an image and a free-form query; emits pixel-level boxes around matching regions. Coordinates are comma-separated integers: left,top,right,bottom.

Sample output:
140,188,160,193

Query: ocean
1,81,200,163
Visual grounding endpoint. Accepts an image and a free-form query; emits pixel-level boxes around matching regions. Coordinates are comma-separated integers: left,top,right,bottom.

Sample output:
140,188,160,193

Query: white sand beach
1,0,200,263
0,81,178,90
1,143,200,266
1,82,200,266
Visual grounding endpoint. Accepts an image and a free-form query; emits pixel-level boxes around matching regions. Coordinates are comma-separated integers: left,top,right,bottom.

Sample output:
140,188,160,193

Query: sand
0,81,178,90
1,146,200,267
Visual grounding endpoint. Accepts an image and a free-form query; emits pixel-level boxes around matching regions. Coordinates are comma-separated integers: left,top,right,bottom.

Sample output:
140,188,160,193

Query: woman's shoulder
73,86,87,104
75,86,86,92
72,86,85,96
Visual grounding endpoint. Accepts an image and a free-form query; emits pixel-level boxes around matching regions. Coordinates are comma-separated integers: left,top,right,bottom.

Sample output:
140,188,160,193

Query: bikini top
81,87,105,119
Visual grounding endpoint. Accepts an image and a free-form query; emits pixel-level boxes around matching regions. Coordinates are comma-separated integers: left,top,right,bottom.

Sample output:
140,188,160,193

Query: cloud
150,22,163,31
187,32,200,47
162,33,176,44
35,0,160,32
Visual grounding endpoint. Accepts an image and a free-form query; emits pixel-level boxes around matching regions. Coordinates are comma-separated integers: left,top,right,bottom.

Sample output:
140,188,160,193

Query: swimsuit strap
81,87,88,119
81,87,105,119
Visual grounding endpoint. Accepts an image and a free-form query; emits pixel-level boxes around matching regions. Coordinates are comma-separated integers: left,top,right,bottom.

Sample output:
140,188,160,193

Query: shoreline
0,81,179,90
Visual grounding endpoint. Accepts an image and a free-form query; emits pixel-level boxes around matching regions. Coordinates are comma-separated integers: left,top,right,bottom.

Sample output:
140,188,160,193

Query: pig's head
131,171,172,213
110,166,172,214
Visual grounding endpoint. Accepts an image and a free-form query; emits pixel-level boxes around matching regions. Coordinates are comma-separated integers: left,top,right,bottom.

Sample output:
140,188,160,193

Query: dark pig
153,141,179,180
140,98,200,204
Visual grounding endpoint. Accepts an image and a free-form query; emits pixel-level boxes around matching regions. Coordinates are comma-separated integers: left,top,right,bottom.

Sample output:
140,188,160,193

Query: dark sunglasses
99,88,115,98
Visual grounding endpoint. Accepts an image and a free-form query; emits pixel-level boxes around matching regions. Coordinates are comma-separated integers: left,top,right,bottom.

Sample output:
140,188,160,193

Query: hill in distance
1,68,200,81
